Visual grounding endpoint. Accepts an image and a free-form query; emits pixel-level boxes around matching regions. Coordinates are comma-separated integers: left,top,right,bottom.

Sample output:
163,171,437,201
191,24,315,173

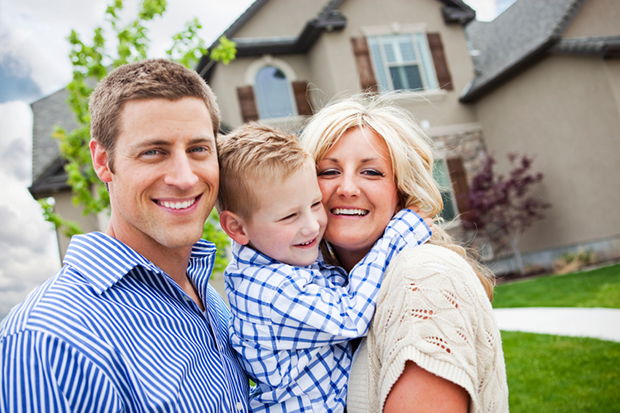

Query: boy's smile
240,161,327,267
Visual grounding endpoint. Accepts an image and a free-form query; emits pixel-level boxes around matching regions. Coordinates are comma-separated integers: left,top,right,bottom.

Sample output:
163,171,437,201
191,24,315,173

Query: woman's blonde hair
300,94,495,300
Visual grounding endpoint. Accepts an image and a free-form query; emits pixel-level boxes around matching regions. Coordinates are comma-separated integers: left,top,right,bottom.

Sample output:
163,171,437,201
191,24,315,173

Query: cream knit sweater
347,244,509,412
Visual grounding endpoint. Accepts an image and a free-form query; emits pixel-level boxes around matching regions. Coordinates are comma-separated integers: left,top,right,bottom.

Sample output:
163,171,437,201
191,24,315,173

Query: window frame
367,33,439,93
433,157,460,224
245,55,298,120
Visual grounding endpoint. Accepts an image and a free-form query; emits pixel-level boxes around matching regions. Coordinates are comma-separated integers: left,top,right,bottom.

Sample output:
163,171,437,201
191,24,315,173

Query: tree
461,154,551,275
39,0,236,273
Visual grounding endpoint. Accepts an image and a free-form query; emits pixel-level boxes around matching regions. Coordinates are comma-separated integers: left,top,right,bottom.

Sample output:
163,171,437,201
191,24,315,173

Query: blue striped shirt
225,209,431,412
0,232,249,412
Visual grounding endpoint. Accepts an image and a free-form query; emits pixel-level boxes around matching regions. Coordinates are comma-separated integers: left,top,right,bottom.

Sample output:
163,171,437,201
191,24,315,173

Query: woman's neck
332,245,369,273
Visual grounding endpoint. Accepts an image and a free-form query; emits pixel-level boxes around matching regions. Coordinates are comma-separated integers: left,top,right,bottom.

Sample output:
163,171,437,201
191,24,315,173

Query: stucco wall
52,191,101,258
562,0,620,38
209,0,480,134
474,54,620,255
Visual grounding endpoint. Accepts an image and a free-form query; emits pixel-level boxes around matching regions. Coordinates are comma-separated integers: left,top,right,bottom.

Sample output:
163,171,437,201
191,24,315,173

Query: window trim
368,32,439,93
245,55,298,120
433,157,460,226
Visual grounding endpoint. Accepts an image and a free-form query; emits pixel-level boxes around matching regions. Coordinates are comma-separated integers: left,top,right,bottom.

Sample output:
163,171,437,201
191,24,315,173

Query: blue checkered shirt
225,209,431,412
1,232,249,412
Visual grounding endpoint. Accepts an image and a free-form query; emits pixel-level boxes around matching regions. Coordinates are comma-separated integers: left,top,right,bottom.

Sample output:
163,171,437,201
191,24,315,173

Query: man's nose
164,153,199,190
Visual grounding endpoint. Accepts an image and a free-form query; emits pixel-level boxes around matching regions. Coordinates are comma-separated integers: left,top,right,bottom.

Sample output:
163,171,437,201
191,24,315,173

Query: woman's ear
219,210,251,245
90,139,112,183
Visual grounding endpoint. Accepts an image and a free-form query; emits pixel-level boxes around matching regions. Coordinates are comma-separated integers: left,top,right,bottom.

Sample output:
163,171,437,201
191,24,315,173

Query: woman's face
316,126,400,266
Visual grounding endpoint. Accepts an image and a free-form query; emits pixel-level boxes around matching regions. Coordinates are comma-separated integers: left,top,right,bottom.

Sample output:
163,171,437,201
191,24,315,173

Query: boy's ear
90,139,112,183
219,210,250,245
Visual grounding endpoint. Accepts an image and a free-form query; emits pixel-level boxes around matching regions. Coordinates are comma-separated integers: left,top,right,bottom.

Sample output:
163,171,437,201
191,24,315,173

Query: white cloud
0,101,60,320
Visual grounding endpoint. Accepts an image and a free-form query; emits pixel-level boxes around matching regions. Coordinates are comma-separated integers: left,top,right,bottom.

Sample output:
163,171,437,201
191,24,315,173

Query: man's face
94,97,218,256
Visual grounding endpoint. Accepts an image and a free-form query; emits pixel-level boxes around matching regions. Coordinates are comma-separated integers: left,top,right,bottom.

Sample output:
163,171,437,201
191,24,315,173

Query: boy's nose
301,215,320,236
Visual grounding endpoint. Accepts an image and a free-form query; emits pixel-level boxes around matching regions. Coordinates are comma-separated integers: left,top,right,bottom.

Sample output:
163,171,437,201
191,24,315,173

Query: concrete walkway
493,307,620,342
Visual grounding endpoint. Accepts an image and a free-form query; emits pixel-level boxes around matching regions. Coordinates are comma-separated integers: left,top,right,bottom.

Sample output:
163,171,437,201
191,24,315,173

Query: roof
461,0,585,102
196,0,475,81
29,87,78,197
549,35,620,58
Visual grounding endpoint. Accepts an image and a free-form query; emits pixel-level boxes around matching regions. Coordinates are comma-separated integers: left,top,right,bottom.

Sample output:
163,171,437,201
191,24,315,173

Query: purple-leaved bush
461,154,551,274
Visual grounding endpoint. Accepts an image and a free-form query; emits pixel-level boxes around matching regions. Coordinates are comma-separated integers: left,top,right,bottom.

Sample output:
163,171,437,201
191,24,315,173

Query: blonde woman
301,95,508,413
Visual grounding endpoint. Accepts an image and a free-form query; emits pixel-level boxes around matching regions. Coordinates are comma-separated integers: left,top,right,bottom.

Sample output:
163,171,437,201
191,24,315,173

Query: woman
300,95,509,413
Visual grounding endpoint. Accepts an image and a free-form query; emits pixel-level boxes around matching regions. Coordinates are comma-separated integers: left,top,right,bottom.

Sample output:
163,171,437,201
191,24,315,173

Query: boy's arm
267,209,431,349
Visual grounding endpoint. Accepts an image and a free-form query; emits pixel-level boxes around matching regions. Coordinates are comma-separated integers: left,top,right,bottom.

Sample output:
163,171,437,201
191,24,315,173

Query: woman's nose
336,173,360,198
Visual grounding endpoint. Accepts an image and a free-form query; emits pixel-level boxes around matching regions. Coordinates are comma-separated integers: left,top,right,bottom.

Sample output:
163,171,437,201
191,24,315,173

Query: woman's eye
317,169,339,177
363,169,384,177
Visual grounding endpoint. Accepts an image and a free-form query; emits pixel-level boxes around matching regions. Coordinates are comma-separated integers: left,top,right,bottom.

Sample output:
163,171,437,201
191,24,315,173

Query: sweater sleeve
366,244,509,413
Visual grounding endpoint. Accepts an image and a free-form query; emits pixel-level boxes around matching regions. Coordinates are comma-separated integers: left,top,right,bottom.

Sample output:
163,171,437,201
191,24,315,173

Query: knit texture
347,244,509,412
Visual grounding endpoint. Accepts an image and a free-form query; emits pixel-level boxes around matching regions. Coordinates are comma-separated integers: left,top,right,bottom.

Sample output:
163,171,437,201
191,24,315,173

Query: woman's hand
383,361,469,413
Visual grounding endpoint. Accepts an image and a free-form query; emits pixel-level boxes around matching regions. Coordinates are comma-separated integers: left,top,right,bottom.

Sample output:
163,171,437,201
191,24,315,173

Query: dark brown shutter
446,157,470,217
427,33,453,91
236,85,259,123
292,81,313,116
351,37,379,93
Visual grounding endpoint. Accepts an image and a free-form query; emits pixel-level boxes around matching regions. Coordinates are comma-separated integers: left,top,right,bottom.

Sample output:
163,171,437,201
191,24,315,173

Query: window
368,34,439,92
433,158,458,222
254,66,295,119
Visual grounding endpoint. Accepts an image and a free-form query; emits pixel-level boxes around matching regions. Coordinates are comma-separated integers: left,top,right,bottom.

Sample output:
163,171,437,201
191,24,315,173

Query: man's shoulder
1,265,86,340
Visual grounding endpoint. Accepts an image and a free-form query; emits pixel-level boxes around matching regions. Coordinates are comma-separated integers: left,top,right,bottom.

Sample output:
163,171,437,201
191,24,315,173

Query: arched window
254,66,295,119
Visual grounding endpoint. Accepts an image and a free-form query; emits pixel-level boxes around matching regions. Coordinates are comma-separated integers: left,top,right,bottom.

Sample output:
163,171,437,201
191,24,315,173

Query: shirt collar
63,232,216,295
231,240,325,271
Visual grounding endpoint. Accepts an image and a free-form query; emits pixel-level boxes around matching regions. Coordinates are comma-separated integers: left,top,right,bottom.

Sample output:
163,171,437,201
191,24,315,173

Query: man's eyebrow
131,136,215,150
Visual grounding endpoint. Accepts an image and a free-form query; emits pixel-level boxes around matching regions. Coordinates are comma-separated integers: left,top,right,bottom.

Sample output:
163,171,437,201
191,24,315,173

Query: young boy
217,123,431,412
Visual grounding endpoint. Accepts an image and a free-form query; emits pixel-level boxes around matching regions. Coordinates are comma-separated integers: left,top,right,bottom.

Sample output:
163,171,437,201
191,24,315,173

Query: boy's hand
409,206,434,235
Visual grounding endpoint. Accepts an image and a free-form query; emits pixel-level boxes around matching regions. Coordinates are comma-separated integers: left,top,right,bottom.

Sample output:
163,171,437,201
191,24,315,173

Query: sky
0,0,508,320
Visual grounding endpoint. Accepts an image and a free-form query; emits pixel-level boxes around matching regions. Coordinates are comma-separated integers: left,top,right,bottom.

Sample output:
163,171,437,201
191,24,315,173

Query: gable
462,0,586,102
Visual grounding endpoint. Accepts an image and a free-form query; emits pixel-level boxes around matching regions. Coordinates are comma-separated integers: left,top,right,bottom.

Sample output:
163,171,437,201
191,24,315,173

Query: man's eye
191,146,208,153
143,149,160,156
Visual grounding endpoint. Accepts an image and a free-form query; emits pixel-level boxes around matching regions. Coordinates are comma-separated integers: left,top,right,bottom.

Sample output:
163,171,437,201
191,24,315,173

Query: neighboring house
30,0,620,274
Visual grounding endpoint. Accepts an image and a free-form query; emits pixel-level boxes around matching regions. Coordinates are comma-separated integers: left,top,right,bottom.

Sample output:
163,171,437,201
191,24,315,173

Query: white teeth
332,208,368,216
298,239,314,246
160,198,196,210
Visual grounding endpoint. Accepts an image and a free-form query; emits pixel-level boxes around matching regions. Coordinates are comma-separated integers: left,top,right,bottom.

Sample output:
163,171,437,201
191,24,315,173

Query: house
30,0,620,274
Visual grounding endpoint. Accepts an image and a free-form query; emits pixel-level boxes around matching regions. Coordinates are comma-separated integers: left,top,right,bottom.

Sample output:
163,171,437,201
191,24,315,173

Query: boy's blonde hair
300,94,496,300
217,123,313,220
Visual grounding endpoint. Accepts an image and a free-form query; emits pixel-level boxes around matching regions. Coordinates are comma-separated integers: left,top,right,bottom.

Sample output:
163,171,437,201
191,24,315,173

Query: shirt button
236,401,243,411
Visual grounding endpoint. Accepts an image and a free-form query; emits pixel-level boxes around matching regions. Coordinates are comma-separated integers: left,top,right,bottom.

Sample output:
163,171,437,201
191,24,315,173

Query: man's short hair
89,59,220,172
217,123,313,221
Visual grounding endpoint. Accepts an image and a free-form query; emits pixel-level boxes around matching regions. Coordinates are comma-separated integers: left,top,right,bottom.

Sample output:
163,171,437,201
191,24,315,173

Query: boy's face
242,162,327,267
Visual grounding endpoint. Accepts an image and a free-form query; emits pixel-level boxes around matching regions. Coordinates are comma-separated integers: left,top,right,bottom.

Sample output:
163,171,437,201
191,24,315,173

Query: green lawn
492,264,620,411
493,263,620,309
502,331,620,412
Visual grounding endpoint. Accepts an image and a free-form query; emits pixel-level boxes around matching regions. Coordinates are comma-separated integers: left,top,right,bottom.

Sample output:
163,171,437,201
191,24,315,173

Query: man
0,59,249,412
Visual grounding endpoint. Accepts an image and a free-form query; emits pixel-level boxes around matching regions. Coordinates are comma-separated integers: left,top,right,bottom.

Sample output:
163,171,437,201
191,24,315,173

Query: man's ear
90,139,112,183
219,210,250,245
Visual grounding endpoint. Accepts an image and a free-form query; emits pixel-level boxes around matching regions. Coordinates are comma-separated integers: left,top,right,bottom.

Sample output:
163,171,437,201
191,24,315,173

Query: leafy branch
40,0,236,273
